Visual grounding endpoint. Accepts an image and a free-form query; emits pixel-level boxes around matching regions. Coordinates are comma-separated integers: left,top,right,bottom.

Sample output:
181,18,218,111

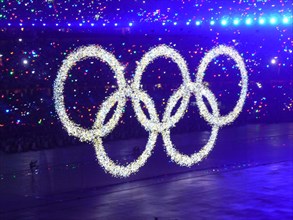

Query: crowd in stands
0,28,292,153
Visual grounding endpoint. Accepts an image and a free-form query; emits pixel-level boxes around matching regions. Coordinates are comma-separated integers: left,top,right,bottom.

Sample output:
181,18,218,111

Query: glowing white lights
7,15,292,29
245,18,253,25
270,17,277,24
283,17,289,24
259,18,265,25
233,18,240,25
271,58,277,64
54,44,248,177
256,82,262,88
221,19,228,26
22,59,28,65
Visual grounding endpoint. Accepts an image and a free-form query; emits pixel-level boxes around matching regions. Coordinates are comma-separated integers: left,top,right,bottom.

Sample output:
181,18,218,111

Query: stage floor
1,123,293,219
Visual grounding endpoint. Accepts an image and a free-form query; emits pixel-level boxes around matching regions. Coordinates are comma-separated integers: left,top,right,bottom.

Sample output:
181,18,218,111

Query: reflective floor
1,123,293,219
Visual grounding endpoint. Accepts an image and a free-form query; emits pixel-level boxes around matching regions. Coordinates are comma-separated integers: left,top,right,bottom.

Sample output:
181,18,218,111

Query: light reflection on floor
0,123,292,219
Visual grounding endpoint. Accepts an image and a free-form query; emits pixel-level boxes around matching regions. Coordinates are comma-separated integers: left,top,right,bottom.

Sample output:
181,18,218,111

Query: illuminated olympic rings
53,44,248,177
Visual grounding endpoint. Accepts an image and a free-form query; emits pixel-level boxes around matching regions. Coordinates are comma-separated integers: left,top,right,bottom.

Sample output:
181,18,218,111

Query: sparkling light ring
195,45,248,127
54,44,248,177
162,85,220,166
53,45,127,141
132,45,192,132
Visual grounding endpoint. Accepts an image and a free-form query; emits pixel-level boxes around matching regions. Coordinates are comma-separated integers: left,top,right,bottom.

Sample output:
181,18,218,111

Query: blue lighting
245,18,253,25
5,109,9,113
270,17,277,24
259,18,265,25
2,14,291,29
221,19,228,26
233,18,240,25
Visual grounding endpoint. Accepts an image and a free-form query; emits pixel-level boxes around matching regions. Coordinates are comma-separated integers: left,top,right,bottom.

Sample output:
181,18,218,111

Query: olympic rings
53,44,248,177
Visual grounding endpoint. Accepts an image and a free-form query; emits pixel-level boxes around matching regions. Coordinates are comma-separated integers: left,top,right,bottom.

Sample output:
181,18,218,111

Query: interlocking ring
54,44,248,177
